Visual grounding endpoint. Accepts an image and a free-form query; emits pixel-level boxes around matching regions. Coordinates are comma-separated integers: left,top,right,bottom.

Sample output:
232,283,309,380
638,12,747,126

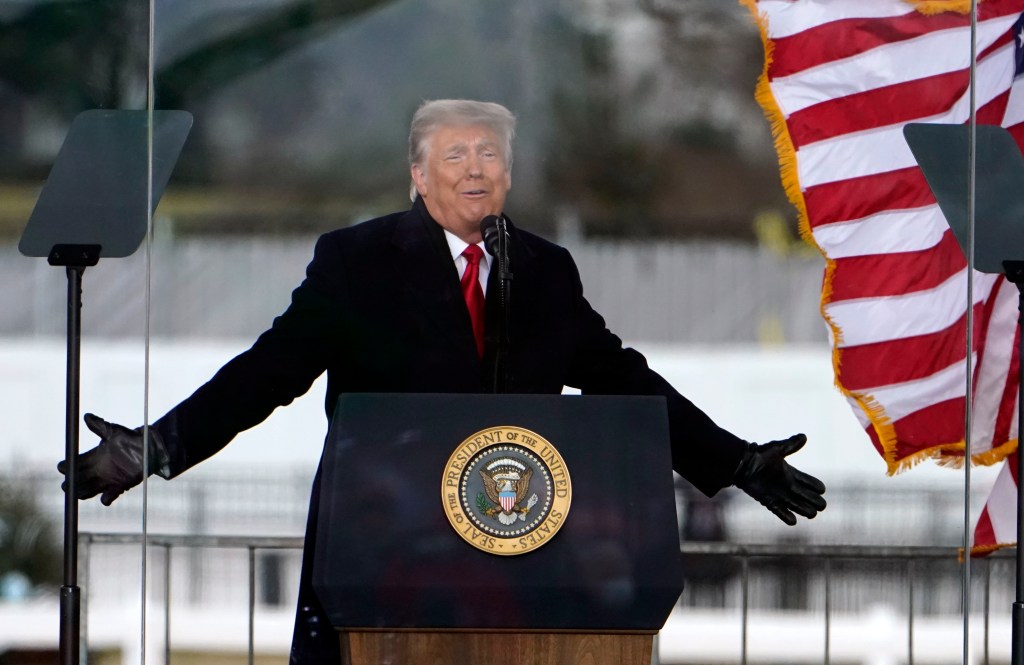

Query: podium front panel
313,393,683,631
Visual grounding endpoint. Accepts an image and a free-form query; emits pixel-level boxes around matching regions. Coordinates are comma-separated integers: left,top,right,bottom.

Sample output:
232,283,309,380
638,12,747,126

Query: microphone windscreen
480,215,501,256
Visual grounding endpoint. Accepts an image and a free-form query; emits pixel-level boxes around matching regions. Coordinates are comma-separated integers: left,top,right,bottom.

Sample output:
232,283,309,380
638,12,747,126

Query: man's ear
411,164,428,197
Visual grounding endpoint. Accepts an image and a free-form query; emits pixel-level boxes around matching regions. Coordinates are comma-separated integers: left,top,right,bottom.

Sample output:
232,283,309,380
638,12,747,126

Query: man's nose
466,154,483,177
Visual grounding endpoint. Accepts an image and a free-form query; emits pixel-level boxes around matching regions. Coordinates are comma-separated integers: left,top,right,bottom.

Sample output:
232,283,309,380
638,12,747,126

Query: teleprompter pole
1003,259,1024,665
50,244,100,665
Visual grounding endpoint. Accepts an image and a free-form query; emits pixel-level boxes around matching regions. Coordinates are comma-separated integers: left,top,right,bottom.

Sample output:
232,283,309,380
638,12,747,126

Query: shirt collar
443,228,489,267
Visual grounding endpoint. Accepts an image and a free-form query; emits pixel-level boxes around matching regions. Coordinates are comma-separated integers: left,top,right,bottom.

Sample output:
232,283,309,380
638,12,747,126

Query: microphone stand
492,217,512,394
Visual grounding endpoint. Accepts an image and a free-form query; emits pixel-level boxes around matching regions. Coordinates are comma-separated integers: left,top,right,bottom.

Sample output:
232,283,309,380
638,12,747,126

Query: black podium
313,393,684,665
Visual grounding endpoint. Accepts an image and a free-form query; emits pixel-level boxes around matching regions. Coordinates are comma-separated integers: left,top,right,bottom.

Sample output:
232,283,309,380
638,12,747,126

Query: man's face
411,123,511,243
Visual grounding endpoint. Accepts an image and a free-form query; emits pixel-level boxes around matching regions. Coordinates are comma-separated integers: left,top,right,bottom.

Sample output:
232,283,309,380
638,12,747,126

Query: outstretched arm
58,232,350,501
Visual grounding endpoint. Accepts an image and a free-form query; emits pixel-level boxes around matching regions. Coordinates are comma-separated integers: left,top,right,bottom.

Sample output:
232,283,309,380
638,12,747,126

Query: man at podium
60,99,826,663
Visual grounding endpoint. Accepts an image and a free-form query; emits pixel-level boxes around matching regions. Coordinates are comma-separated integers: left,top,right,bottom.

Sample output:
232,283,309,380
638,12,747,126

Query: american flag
974,451,1019,553
740,0,1024,552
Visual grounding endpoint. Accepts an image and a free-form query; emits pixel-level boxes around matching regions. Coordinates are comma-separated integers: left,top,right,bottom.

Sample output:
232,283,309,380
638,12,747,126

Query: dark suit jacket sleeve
558,247,747,496
153,233,349,476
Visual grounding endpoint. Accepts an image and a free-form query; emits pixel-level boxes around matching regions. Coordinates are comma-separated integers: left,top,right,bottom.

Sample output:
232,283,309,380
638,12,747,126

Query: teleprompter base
339,630,655,665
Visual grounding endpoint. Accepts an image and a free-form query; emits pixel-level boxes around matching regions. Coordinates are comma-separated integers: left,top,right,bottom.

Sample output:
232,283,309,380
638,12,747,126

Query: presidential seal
441,426,571,556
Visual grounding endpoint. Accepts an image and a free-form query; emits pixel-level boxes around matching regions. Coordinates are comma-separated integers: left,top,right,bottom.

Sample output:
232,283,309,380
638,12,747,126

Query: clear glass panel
0,0,154,660
127,0,1011,663
963,1,1022,655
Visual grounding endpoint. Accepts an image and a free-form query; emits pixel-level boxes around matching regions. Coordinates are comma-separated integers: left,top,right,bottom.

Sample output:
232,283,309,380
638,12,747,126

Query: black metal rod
1003,260,1024,665
824,558,832,665
164,544,172,665
249,546,256,665
492,219,511,394
986,558,992,665
59,586,79,664
1015,281,1024,665
908,558,915,665
1015,603,1024,665
740,556,748,665
60,265,85,665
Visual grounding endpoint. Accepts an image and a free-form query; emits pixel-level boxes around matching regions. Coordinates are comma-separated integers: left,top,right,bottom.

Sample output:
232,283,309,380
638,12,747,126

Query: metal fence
71,534,1015,665
80,532,303,665
674,542,1015,665
4,468,1007,663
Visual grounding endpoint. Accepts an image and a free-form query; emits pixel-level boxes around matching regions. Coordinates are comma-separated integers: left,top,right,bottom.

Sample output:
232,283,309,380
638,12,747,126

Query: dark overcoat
152,197,748,662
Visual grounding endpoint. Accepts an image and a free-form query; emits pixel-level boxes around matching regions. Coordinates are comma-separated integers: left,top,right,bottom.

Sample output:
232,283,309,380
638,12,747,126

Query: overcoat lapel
389,201,482,368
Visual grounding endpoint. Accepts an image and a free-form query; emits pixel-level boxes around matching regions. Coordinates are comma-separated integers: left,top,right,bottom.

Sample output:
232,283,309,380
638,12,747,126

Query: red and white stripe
974,452,1018,552
501,494,515,513
743,0,1024,477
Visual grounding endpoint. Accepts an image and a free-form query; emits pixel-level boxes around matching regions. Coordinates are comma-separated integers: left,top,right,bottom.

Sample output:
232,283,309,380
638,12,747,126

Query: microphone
480,215,502,257
479,214,511,393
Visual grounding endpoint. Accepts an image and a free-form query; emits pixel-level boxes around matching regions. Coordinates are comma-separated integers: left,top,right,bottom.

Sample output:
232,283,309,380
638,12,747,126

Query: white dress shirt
443,229,490,294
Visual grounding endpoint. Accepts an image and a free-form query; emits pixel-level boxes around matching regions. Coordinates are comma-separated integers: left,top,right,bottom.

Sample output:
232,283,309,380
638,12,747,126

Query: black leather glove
57,413,172,506
733,433,826,525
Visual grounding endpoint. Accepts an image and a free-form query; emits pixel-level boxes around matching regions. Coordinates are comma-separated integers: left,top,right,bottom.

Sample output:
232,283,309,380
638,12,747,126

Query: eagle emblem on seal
479,458,540,525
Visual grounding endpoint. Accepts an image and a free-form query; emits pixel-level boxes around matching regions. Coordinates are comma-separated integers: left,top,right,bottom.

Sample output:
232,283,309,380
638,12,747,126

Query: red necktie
460,244,486,357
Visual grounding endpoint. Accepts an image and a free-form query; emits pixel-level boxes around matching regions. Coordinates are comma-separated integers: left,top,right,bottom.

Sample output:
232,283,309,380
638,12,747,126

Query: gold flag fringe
739,0,904,473
973,438,1019,466
964,541,1015,561
902,0,974,14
